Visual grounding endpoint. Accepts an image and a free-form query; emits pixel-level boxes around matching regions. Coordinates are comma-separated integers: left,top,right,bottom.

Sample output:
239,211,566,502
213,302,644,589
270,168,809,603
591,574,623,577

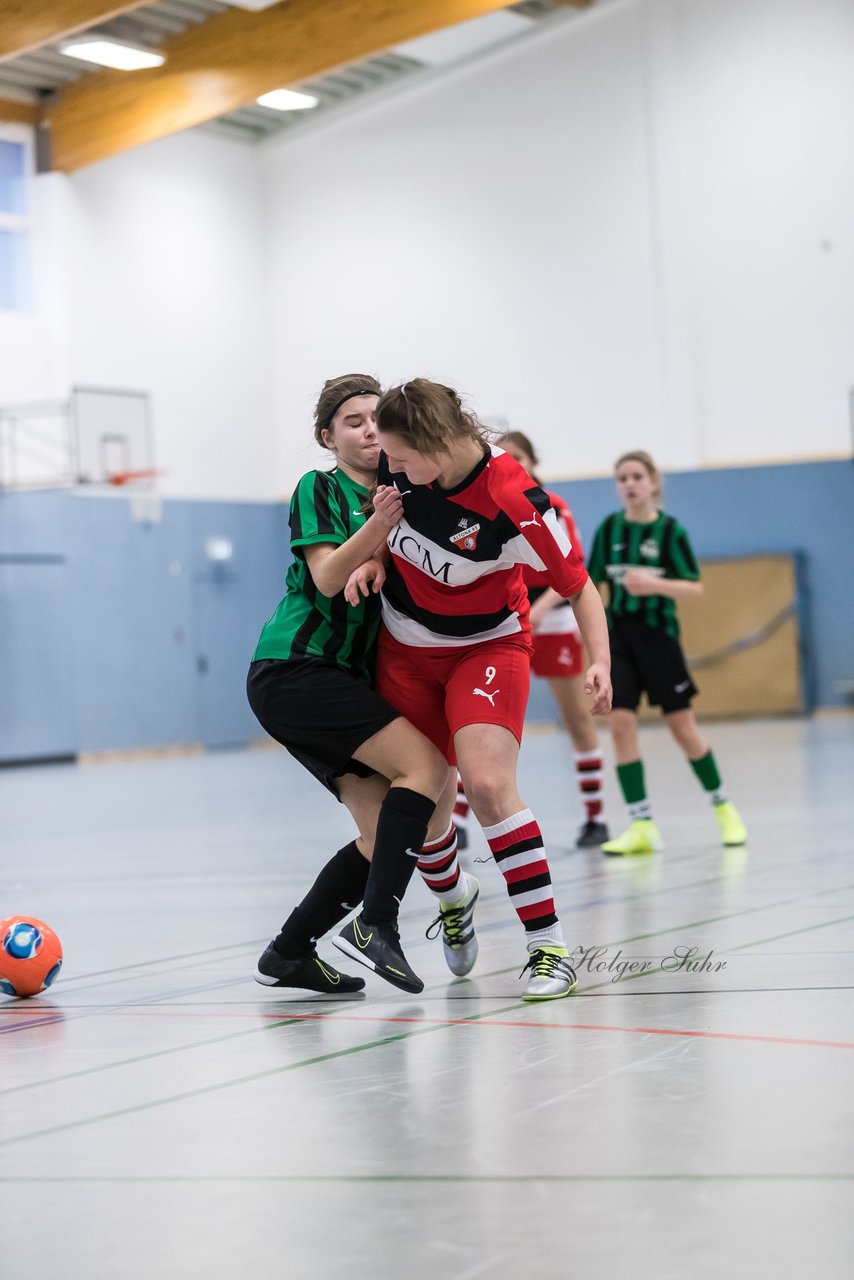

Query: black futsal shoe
576,819,610,848
333,914,424,994
254,943,365,993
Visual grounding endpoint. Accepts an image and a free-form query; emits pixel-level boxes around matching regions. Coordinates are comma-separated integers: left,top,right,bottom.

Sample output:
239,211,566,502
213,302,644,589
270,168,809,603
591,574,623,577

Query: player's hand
344,559,386,606
623,568,659,597
372,484,404,530
584,662,612,716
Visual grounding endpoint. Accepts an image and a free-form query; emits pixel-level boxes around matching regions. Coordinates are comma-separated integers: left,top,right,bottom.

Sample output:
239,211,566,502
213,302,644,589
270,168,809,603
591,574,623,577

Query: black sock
362,787,436,927
274,840,370,958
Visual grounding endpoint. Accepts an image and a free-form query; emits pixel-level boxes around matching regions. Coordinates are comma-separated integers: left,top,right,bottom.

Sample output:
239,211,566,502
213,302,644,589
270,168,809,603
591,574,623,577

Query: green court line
579,910,854,995
3,887,852,1109
0,1173,850,1183
47,846,851,996
730,914,854,951
0,1002,525,1149
0,1011,338,1099
475,877,854,982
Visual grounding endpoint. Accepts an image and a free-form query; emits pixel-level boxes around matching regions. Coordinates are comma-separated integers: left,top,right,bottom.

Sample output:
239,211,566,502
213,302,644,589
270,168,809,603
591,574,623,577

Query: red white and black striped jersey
378,446,588,648
525,490,585,637
523,491,584,592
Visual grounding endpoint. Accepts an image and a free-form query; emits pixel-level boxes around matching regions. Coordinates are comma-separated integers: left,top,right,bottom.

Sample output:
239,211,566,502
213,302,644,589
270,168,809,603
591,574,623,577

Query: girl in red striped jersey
470,430,611,849
341,379,612,1000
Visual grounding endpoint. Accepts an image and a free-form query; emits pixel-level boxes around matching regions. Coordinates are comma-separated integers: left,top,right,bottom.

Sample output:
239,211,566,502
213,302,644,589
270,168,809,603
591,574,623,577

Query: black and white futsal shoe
254,943,365,994
333,914,424,994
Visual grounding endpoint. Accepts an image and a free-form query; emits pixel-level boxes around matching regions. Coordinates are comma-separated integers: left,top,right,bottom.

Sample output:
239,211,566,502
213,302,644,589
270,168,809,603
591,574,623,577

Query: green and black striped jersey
587,510,699,639
253,467,379,678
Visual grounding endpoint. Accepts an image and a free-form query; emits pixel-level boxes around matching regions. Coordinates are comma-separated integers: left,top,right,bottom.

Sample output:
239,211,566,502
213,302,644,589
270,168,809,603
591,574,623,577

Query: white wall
3,0,852,500
261,0,854,494
63,129,276,500
2,128,276,499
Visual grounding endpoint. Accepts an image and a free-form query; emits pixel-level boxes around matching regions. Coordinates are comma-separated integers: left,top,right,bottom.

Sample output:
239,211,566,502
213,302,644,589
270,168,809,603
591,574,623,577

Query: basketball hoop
105,468,162,487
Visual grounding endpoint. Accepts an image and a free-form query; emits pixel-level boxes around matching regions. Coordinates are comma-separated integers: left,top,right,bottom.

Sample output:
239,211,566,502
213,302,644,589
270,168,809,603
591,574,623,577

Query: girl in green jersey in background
587,450,747,855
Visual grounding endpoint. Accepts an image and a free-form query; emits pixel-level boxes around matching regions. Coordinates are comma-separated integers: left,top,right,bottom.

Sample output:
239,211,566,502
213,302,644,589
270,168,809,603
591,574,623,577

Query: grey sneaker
426,874,480,976
576,819,610,848
520,947,578,1001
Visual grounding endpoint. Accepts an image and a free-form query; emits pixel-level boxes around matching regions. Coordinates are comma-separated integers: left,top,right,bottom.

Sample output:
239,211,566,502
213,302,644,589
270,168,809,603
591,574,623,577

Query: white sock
525,923,565,952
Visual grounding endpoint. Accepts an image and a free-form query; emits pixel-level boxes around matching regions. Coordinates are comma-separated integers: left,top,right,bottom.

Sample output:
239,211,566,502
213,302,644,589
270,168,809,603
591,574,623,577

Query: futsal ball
0,916,63,998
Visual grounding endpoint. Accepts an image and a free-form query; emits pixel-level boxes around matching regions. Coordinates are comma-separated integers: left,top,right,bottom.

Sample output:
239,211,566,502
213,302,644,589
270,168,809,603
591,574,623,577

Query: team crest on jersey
640,539,660,560
449,517,481,552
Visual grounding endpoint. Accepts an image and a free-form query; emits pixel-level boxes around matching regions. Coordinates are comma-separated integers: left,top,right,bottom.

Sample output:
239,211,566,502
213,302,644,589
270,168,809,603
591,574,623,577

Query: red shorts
376,627,532,765
531,631,584,679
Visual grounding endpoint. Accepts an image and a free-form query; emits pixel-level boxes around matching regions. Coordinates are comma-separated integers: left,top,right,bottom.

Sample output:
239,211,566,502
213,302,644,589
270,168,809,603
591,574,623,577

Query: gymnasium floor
1,717,852,1279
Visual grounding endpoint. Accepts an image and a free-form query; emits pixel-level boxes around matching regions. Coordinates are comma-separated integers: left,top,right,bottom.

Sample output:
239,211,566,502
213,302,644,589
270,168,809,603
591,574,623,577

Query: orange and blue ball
0,916,63,998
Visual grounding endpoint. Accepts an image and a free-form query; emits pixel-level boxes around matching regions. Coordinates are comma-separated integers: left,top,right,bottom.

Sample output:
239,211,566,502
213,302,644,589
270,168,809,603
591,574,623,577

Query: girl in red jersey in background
454,431,610,851
336,379,612,1000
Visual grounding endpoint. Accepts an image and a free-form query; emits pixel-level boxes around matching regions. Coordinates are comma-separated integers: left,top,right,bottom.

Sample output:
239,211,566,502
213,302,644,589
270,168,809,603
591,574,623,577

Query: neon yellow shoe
714,801,747,847
520,946,577,1000
601,819,661,857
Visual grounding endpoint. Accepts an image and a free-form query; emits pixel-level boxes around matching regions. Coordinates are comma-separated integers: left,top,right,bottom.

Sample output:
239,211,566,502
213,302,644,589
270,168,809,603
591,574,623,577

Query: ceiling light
256,88,318,112
61,39,165,71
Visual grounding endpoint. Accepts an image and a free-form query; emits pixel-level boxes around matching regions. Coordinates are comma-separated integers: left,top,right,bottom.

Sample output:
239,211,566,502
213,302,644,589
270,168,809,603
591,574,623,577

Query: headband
325,388,378,428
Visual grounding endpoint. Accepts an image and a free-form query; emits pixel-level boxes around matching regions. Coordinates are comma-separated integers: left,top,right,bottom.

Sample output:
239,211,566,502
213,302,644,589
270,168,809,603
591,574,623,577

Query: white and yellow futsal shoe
425,873,480,976
520,946,578,1000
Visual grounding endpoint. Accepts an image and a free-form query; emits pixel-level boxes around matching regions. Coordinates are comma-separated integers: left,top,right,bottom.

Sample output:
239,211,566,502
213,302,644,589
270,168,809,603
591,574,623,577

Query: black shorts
609,619,698,714
246,658,401,798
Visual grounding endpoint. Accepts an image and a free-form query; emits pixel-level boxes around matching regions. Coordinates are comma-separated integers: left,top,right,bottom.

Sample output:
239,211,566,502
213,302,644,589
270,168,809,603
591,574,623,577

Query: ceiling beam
0,96,41,124
44,0,521,173
0,2,146,64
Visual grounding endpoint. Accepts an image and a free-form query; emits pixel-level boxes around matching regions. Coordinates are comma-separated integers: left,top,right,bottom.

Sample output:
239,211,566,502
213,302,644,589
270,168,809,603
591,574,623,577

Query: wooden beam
0,2,146,63
0,96,41,124
44,0,518,173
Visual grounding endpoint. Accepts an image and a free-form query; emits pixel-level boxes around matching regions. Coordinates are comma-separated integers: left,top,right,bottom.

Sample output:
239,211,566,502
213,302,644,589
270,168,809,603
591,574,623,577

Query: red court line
4,1006,851,1050
238,1012,854,1050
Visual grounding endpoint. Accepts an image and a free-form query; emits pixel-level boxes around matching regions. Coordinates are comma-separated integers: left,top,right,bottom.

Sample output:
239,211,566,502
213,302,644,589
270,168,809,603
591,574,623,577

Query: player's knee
405,744,450,802
463,772,509,822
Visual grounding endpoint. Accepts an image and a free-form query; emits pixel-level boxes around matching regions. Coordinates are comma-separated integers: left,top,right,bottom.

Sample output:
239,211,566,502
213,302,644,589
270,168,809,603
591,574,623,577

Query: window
0,130,33,313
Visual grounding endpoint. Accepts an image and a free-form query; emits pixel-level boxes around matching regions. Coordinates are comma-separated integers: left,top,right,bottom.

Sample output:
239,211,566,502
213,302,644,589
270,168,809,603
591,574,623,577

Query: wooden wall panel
641,554,804,720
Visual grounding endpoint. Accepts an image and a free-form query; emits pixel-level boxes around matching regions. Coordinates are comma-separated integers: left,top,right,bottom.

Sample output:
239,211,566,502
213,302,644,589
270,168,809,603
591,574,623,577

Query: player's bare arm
528,586,565,630
304,485,402,598
623,568,703,599
567,578,612,715
344,554,389,606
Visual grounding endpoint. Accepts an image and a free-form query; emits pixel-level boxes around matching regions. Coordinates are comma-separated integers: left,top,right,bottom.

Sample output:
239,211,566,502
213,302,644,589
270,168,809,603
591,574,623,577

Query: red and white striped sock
417,823,464,907
574,748,605,821
482,808,564,949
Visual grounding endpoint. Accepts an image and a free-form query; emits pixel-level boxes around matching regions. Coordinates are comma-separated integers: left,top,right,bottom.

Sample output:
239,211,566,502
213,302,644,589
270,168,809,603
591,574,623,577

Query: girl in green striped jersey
248,374,449,995
587,450,747,855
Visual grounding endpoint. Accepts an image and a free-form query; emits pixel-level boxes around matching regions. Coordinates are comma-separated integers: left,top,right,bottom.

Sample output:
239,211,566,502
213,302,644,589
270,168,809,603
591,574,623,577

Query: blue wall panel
1,460,850,761
185,501,290,749
0,491,289,759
